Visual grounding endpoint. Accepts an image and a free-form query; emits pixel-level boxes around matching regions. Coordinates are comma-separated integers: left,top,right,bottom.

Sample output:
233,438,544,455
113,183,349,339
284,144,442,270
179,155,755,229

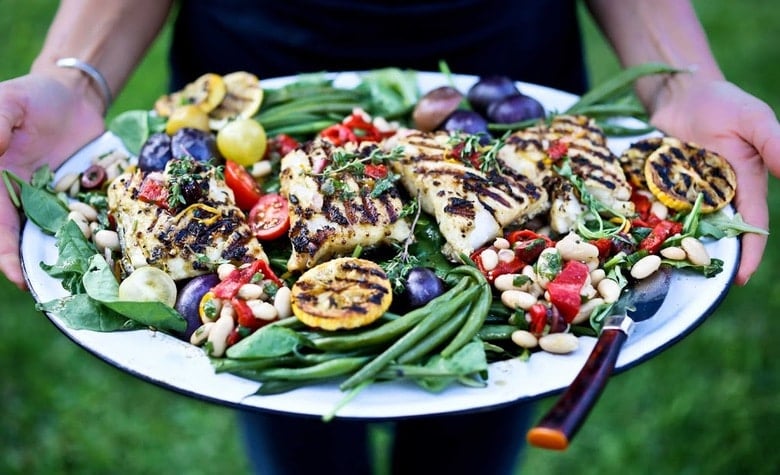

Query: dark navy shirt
170,0,586,94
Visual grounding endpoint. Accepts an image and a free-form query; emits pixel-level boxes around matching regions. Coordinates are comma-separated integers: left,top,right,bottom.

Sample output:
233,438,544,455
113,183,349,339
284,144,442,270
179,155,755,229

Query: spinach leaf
415,341,488,392
108,109,165,155
2,168,68,235
40,220,98,294
37,293,137,332
82,255,186,333
226,325,307,359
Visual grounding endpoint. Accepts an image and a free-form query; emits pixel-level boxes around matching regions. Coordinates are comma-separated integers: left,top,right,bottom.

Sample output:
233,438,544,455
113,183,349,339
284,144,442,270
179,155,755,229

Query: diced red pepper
546,260,589,323
527,303,549,336
547,140,569,161
364,163,388,179
137,175,169,209
212,259,282,299
590,237,614,261
470,245,525,283
319,124,357,146
342,113,385,142
226,328,243,347
231,297,269,330
506,230,554,263
639,219,684,254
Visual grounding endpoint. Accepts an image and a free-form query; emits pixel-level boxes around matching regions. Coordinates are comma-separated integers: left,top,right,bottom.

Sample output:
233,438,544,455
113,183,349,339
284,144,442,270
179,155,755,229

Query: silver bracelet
56,57,113,114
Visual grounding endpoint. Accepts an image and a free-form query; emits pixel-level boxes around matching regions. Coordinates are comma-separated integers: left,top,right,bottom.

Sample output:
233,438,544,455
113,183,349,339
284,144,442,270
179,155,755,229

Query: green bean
212,355,300,373
254,356,371,382
566,62,686,114
258,101,361,125
439,280,491,358
477,324,520,341
339,283,477,391
312,277,471,352
397,297,473,364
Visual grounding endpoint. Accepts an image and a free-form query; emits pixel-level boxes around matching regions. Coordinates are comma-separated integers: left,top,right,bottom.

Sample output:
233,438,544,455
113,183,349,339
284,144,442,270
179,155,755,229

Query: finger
730,167,769,286
0,191,26,290
742,104,780,179
0,101,24,157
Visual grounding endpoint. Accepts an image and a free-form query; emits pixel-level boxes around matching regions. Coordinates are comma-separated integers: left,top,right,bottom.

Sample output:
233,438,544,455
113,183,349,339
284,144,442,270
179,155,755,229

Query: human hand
0,73,105,289
649,78,780,285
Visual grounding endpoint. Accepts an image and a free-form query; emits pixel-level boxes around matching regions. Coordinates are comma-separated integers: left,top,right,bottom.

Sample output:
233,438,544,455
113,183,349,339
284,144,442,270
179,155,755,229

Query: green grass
2,1,779,474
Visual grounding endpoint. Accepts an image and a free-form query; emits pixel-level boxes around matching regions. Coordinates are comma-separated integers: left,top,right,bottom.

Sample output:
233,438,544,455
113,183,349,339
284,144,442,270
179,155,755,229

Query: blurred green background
1,1,778,474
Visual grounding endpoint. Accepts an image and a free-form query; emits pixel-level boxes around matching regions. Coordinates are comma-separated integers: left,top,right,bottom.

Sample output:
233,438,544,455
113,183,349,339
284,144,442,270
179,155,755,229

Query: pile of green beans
212,265,492,396
256,80,367,138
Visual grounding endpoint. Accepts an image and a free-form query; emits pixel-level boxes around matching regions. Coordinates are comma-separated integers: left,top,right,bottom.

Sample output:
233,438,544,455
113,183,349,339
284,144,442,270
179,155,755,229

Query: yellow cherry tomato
216,118,268,166
165,104,211,135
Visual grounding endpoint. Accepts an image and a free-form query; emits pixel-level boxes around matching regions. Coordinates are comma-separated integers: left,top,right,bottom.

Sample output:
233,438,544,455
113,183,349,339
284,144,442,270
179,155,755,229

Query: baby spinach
2,167,69,235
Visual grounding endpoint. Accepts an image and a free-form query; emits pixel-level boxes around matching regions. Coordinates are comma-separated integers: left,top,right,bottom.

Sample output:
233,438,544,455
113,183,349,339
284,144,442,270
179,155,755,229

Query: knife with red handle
526,266,672,450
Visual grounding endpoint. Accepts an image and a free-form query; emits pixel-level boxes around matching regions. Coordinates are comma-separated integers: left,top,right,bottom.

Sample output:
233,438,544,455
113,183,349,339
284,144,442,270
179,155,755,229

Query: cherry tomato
224,160,262,210
248,193,290,241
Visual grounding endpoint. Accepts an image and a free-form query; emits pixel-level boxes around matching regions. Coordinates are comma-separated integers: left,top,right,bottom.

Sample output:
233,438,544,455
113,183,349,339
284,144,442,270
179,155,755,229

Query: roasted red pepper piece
527,303,549,336
547,140,569,161
319,124,357,146
364,163,388,179
231,297,268,330
639,220,684,254
137,175,169,209
546,260,589,323
470,246,525,283
212,259,282,299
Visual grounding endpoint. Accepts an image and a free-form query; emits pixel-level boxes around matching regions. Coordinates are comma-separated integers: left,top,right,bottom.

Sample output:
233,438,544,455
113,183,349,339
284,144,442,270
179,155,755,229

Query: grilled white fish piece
547,176,587,234
501,115,635,219
385,130,548,260
107,160,267,281
280,139,411,272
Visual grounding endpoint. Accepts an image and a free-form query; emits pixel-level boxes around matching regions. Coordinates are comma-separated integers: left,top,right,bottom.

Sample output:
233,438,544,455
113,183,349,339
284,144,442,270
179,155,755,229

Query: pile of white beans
189,262,293,357
480,226,711,356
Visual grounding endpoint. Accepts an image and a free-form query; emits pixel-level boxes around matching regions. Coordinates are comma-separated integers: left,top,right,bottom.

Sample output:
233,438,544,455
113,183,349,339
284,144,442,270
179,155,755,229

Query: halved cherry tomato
224,160,262,210
248,193,290,241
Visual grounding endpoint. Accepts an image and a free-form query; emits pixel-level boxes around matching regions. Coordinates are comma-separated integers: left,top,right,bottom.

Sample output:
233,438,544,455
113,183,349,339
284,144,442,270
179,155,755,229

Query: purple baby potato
174,273,221,340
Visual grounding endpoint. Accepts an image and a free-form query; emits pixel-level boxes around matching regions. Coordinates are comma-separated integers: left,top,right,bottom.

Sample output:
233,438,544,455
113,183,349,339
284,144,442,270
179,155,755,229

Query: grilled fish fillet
384,129,548,260
502,115,635,220
280,139,411,272
107,160,267,281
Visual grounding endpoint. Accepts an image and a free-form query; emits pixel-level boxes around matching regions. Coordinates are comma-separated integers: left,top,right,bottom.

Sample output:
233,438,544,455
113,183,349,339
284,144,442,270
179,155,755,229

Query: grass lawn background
1,1,778,474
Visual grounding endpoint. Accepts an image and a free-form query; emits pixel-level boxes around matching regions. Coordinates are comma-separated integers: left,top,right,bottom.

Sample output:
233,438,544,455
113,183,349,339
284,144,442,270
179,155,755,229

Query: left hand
649,77,780,285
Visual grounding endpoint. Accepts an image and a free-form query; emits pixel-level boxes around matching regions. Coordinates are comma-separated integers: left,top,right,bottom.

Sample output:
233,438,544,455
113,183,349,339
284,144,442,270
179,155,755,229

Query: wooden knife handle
526,328,627,450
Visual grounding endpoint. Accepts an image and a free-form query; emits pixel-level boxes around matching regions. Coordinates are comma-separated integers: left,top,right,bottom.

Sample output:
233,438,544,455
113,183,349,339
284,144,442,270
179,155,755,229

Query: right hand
0,72,105,289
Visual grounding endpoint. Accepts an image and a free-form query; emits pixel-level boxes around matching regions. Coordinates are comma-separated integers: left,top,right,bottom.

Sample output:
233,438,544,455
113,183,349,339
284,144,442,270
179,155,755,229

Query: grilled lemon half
642,137,736,213
291,257,392,330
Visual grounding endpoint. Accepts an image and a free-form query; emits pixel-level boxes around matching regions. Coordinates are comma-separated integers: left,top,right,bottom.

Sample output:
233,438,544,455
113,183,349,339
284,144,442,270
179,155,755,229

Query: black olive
80,164,107,190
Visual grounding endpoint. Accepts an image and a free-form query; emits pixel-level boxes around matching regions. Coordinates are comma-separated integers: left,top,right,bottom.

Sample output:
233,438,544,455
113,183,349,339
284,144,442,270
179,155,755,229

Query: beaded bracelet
56,57,113,114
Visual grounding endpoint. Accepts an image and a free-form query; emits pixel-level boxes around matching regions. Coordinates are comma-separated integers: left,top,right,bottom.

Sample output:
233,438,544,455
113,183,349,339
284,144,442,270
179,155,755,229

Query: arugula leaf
698,211,769,239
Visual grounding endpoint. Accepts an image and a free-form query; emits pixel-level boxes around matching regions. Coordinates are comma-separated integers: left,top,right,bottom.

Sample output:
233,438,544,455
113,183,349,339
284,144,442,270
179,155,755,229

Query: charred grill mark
360,192,380,225
322,198,349,226
444,196,475,218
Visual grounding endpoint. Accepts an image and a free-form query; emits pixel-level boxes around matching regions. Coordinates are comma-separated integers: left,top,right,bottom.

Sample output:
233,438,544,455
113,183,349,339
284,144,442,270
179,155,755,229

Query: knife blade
526,265,673,450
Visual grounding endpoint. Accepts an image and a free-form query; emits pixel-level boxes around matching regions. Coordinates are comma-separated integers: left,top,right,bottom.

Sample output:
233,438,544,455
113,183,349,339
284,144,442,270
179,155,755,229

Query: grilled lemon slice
208,71,264,130
643,137,736,213
619,137,664,189
154,73,228,117
291,257,392,330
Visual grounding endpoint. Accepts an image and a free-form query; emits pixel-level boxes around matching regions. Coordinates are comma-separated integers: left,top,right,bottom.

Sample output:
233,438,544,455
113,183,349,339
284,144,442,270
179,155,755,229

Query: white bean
237,283,265,300
54,172,80,193
650,201,669,220
556,232,600,262
247,300,278,321
572,297,605,325
217,263,237,281
590,268,606,286
273,286,293,319
493,237,510,250
68,201,98,222
189,322,213,346
493,273,531,292
539,333,579,354
501,289,537,310
681,236,711,266
94,229,120,252
660,246,687,260
630,254,662,280
497,248,515,263
250,160,273,179
597,278,621,303
479,248,499,271
207,314,234,357
511,330,538,349
67,211,91,239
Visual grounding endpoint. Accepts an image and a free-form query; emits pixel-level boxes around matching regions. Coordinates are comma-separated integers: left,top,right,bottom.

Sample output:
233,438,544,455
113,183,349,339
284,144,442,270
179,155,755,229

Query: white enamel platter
21,72,739,420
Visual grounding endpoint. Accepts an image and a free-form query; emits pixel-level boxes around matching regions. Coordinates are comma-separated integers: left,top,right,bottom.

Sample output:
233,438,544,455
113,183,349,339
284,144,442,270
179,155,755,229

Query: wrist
31,57,111,116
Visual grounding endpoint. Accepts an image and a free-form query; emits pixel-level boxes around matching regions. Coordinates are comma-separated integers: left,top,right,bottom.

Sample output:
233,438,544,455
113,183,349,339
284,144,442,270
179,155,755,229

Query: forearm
586,0,724,112
30,0,174,113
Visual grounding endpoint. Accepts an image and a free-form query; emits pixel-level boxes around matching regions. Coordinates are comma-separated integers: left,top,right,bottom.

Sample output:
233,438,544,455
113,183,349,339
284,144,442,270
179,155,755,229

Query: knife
526,265,673,450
